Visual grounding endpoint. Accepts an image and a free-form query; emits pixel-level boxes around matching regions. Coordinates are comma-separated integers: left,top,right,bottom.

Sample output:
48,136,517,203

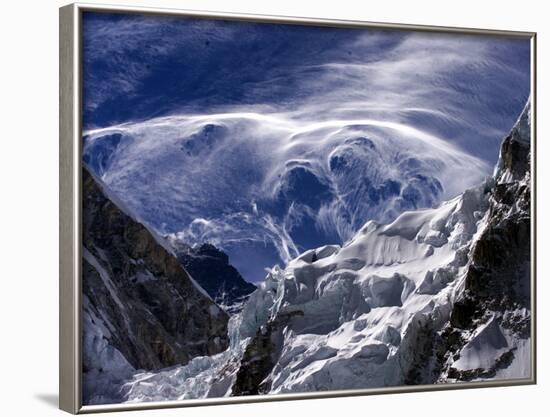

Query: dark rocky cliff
170,242,256,310
82,167,230,401
440,103,532,381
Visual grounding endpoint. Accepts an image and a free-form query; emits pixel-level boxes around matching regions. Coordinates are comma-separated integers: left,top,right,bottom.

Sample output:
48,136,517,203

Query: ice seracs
120,101,531,401
231,180,490,393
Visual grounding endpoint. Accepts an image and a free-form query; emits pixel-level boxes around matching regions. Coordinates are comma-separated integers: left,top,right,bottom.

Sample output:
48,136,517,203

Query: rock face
168,241,257,310
82,168,230,404
440,104,531,381
232,311,302,396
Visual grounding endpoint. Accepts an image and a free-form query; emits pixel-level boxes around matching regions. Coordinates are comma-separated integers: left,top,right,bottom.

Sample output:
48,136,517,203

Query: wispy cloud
83,14,530,281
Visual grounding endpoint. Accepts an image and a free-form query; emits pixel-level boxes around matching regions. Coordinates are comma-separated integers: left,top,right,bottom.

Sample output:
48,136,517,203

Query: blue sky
83,12,530,163
82,12,531,282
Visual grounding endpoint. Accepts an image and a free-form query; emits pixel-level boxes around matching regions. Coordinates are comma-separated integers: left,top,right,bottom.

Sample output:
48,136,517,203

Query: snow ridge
120,102,531,401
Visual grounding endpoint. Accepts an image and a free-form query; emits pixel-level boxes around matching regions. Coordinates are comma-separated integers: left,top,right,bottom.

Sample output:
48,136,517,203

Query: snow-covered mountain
119,102,531,402
80,14,532,404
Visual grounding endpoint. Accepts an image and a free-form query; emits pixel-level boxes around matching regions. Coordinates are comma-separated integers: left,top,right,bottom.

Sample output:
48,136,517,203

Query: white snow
493,337,531,380
122,315,248,402
82,296,135,405
453,316,509,371
95,103,531,402
449,310,532,380
119,178,497,401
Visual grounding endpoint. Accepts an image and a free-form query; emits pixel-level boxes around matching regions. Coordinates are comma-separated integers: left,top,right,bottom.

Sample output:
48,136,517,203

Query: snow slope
120,170,489,400
231,182,492,393
120,102,531,401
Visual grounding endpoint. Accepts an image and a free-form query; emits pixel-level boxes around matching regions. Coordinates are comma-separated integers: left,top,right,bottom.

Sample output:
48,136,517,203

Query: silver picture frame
59,2,537,414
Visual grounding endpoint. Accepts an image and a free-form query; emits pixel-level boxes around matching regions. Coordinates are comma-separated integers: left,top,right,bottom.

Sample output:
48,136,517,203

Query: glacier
115,102,531,402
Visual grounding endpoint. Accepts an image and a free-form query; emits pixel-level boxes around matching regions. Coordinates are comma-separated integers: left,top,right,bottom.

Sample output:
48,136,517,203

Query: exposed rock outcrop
232,311,302,396
168,241,257,311
439,103,531,381
82,167,230,403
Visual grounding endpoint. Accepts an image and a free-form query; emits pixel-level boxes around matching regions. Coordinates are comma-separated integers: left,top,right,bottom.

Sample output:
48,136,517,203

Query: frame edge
74,2,536,38
60,3,80,414
531,32,537,386
62,4,537,414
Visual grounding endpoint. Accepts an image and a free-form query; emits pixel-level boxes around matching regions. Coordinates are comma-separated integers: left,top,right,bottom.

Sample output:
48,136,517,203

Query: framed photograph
59,3,536,414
